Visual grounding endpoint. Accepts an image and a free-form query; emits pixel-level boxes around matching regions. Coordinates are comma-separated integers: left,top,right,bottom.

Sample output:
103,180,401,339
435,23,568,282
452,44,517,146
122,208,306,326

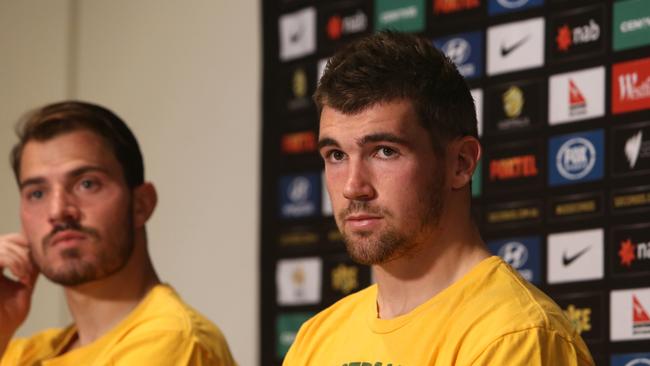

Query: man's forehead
319,102,421,140
19,130,119,181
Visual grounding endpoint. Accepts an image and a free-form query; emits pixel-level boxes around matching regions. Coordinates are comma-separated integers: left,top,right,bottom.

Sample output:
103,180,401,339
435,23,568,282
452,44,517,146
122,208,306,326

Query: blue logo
611,353,650,366
549,129,604,186
488,236,541,283
433,31,483,79
488,0,544,15
279,173,320,219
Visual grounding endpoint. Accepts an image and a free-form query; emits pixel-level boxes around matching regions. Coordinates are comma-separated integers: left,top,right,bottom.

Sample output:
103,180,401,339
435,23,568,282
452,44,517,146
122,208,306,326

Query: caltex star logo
556,24,572,52
619,239,636,267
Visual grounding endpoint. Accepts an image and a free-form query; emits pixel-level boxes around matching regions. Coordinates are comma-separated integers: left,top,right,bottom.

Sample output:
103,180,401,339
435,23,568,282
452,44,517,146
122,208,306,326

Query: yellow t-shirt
284,256,594,366
1,284,236,366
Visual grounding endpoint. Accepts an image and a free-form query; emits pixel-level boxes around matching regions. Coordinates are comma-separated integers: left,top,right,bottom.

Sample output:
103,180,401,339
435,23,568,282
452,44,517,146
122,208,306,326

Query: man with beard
0,101,236,365
283,32,594,366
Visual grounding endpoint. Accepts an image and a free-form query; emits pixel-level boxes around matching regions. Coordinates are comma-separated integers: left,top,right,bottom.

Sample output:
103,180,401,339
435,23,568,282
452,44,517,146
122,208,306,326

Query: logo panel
547,228,604,284
553,292,604,343
276,312,314,358
487,17,545,76
549,4,605,63
433,0,481,15
318,2,370,53
484,200,543,228
279,173,320,219
548,66,605,125
321,171,333,217
322,254,372,305
281,131,317,155
276,257,322,305
485,79,543,134
488,0,544,15
434,31,484,79
549,191,603,222
613,121,650,177
488,236,541,283
279,7,316,62
612,185,650,214
484,140,543,194
611,287,650,341
472,161,482,198
613,0,650,51
611,352,650,366
374,0,425,33
613,57,650,114
548,129,604,186
611,223,650,278
278,225,320,249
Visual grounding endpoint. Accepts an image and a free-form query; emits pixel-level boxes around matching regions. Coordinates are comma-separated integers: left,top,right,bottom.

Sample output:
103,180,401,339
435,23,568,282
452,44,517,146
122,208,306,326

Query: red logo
433,0,480,14
619,239,636,267
569,79,586,116
327,15,343,40
612,57,650,114
633,295,650,334
489,155,539,181
281,131,317,154
556,25,572,51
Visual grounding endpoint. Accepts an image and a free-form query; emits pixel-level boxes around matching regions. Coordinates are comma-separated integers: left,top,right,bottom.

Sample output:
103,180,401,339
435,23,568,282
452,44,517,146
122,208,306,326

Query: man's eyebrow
358,133,409,146
19,166,109,190
318,137,340,150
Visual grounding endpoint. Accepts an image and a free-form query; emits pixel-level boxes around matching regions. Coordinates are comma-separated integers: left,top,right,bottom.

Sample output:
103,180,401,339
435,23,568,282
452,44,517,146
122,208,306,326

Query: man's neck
62,242,160,349
373,220,490,320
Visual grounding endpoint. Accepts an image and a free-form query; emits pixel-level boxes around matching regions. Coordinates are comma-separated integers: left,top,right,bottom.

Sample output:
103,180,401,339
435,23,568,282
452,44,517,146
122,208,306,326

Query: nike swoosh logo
562,246,591,266
500,35,531,57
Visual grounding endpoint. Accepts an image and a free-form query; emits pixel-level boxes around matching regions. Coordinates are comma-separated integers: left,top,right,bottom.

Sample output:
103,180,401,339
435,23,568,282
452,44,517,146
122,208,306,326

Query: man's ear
132,182,158,229
449,136,481,190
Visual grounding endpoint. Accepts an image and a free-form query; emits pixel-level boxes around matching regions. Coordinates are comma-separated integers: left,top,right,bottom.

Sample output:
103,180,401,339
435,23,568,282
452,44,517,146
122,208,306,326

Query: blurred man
283,32,594,365
0,101,236,365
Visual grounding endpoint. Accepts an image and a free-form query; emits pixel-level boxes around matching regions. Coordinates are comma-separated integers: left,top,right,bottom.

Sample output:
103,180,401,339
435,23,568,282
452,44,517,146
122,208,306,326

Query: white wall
1,1,260,364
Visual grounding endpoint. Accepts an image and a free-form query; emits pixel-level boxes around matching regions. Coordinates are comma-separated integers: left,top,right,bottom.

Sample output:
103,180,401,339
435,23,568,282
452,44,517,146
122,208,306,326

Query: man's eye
377,147,397,158
327,150,346,161
80,179,99,190
28,190,44,200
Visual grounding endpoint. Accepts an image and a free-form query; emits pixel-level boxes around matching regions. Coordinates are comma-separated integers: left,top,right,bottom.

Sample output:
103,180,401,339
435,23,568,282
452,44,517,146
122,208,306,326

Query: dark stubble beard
38,204,135,287
338,170,445,266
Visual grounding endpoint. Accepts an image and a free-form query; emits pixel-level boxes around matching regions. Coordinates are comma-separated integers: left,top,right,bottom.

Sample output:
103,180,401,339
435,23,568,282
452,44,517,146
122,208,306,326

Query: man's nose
342,159,376,201
48,188,81,225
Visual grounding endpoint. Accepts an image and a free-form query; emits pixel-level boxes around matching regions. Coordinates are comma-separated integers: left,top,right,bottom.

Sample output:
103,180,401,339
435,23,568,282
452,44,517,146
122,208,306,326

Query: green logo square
375,0,425,33
613,0,650,51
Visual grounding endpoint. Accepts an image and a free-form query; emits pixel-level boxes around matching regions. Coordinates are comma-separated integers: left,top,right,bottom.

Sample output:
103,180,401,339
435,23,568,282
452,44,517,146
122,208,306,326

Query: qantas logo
569,79,587,116
634,295,650,335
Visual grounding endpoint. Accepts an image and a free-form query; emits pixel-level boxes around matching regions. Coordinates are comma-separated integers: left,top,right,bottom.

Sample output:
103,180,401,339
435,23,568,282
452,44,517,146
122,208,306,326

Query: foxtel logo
281,131,317,154
489,155,538,181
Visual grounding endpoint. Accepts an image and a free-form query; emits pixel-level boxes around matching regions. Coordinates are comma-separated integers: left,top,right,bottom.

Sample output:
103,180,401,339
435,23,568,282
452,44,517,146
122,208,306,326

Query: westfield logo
613,57,650,114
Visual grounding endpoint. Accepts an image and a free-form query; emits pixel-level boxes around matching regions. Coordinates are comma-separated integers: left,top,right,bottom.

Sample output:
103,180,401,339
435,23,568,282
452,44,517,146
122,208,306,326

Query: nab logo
549,129,604,186
279,173,320,219
619,239,650,267
555,20,600,51
488,0,543,16
613,58,650,114
326,10,367,41
612,224,650,277
550,5,605,62
488,236,540,283
434,31,483,79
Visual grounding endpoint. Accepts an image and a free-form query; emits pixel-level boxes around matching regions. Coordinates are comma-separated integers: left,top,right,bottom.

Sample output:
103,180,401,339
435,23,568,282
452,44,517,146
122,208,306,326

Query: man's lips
49,230,87,247
344,214,383,229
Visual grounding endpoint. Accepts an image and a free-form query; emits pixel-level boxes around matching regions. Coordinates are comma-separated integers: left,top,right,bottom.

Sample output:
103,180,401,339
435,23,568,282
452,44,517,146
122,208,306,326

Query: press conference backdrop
261,0,650,365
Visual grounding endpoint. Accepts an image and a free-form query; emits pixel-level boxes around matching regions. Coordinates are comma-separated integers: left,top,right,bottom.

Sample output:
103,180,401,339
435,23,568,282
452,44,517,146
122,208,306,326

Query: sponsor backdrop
261,0,650,364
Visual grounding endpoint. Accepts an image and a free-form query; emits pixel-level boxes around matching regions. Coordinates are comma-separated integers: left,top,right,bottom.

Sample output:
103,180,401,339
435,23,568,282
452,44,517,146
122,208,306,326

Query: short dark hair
314,31,477,154
10,101,144,188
